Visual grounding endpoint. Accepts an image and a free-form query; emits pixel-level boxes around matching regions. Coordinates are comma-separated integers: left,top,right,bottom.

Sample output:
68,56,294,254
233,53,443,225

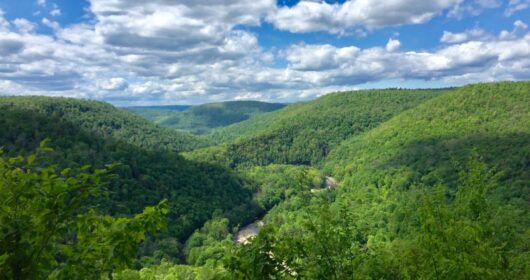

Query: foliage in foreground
115,260,228,280
114,157,529,279
0,105,254,263
0,144,168,279
226,158,530,279
1,82,529,279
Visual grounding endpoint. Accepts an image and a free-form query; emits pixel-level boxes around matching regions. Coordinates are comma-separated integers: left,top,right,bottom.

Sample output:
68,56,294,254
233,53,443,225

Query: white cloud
128,81,164,95
499,20,528,39
441,27,491,43
441,31,468,43
37,0,46,7
386,38,401,52
448,0,501,18
42,18,60,30
50,8,61,17
514,20,529,29
0,9,10,32
0,13,117,92
285,44,360,71
267,0,461,34
505,0,530,16
0,1,529,105
13,19,37,33
89,0,274,51
283,31,530,87
98,77,128,90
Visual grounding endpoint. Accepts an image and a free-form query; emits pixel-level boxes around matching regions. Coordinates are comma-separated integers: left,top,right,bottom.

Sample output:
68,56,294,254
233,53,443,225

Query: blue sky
0,0,529,105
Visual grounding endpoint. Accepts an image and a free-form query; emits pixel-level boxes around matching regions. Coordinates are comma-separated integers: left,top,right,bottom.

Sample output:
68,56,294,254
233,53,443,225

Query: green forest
127,101,285,135
0,81,529,279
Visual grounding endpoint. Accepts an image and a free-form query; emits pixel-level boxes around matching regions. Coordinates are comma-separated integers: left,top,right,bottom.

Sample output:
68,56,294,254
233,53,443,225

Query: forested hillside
128,101,285,134
326,82,530,191
225,81,530,279
0,99,257,265
0,97,322,271
189,89,447,167
1,82,529,279
0,97,206,152
123,82,528,279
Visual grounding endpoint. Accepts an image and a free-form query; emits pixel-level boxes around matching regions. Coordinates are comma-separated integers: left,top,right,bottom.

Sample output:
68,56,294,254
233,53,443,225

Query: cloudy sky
0,0,529,105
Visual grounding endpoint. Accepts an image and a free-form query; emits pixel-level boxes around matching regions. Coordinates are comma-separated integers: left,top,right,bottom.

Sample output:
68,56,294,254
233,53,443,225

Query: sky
0,0,529,105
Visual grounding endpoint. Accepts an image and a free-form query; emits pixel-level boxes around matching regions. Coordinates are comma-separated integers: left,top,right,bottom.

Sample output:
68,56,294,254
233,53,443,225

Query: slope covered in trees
128,101,285,135
226,81,530,279
0,96,206,152
0,99,256,264
2,82,529,278
325,82,530,194
120,81,528,279
190,89,447,167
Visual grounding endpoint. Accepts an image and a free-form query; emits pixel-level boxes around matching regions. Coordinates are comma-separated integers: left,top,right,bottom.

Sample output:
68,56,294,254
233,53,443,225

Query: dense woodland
187,89,447,167
0,82,529,279
0,97,206,152
0,98,256,266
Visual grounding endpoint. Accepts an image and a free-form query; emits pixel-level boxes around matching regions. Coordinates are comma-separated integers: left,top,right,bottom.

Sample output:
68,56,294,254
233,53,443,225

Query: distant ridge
125,105,191,111
128,100,285,134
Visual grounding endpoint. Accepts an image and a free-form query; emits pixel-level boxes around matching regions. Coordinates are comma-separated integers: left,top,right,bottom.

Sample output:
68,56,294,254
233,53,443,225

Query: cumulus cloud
440,27,491,43
98,77,128,90
13,19,37,33
268,0,513,34
267,0,461,34
386,38,401,52
0,1,529,105
90,0,273,52
42,18,60,30
499,20,528,39
283,27,530,86
285,44,360,71
0,13,117,92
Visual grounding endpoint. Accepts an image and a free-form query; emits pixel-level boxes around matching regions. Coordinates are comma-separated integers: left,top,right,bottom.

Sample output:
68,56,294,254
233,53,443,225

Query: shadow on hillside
0,106,256,239
380,133,529,200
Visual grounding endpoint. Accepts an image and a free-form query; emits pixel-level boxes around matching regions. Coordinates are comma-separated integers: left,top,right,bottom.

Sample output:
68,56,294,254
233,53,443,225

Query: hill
127,101,285,134
325,82,530,192
0,96,206,152
190,89,447,167
225,81,530,279
0,97,256,263
3,82,529,278
125,105,190,127
0,96,319,266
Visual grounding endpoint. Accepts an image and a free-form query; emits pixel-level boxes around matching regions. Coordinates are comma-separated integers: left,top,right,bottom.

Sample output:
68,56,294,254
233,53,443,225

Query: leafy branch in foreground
0,142,168,279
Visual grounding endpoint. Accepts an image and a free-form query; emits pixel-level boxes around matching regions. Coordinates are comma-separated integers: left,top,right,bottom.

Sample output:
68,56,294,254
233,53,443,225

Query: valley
0,81,528,279
1,1,529,278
